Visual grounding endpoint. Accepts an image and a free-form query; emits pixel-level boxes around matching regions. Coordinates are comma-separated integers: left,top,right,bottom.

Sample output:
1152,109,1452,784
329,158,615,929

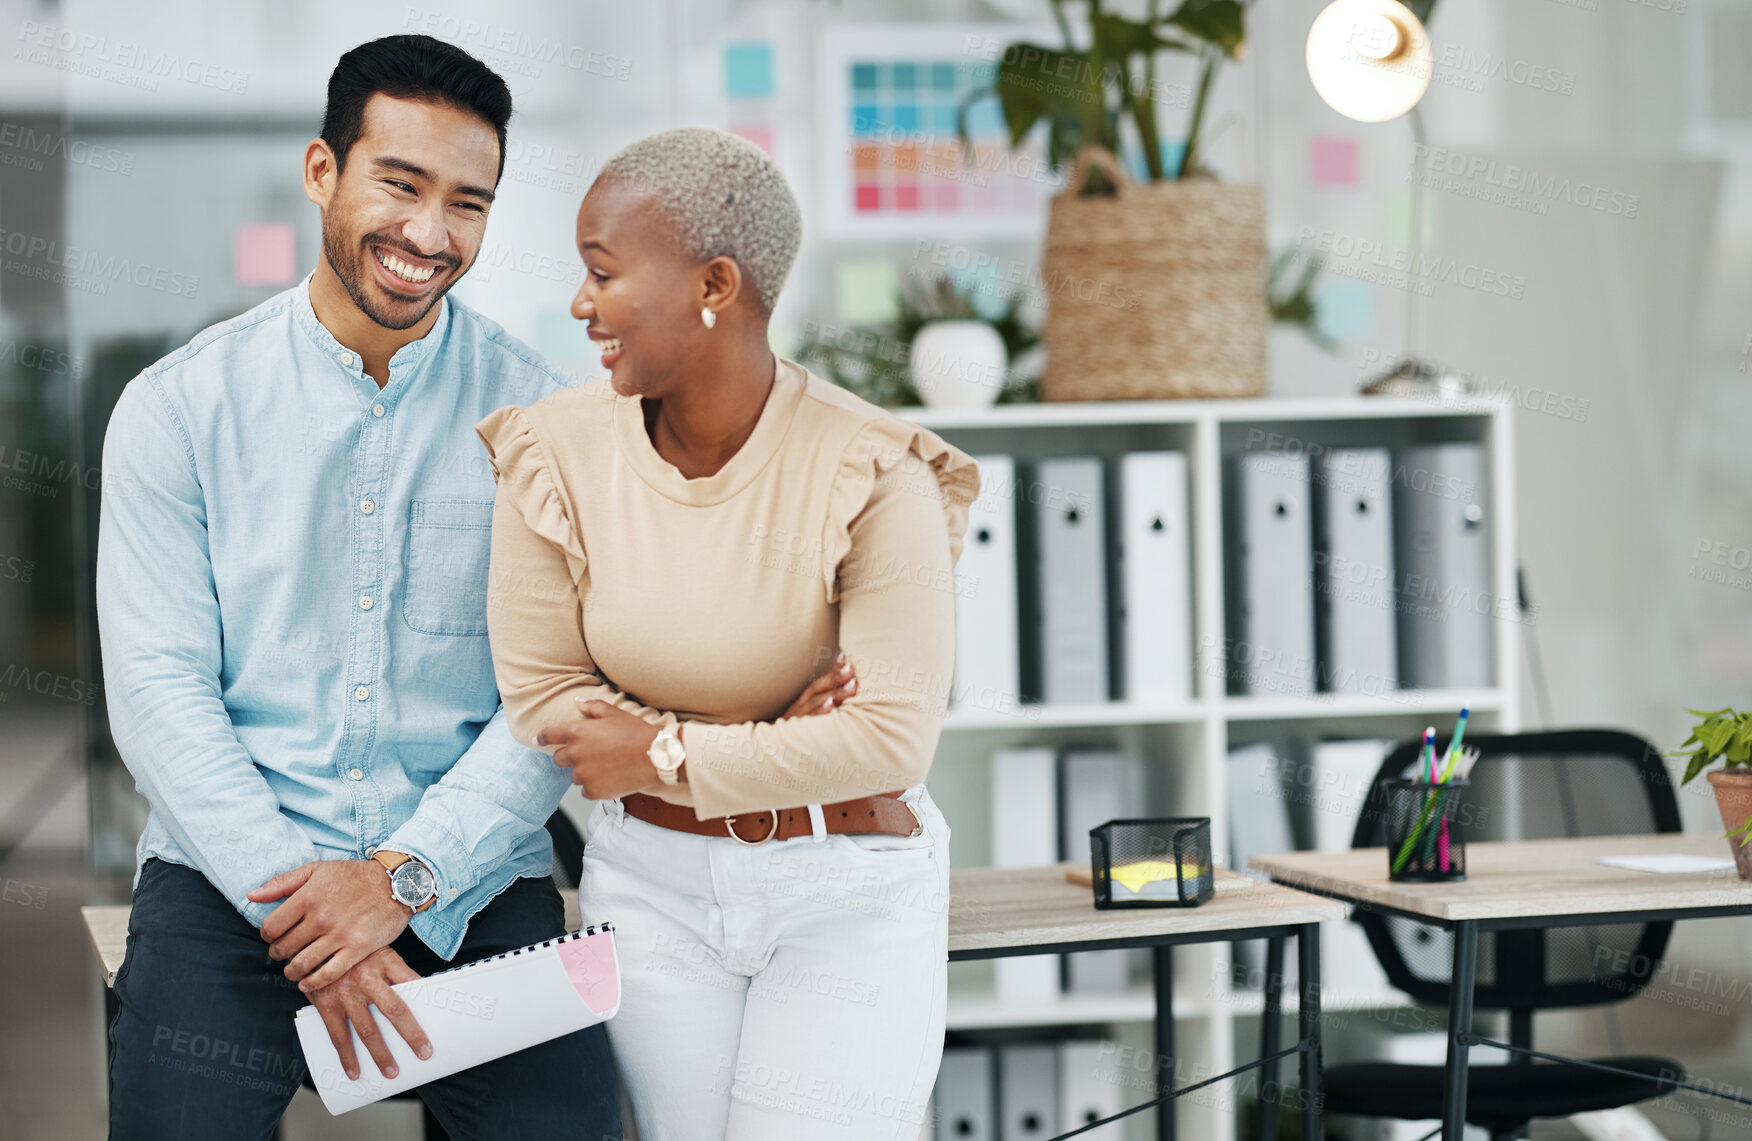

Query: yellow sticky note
1109,859,1203,898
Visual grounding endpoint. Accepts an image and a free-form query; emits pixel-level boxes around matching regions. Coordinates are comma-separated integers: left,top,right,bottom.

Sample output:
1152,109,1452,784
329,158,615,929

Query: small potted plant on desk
1674,707,1752,880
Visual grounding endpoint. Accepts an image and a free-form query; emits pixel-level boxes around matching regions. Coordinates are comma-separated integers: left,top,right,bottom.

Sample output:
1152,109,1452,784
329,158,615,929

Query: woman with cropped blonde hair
476,126,977,1139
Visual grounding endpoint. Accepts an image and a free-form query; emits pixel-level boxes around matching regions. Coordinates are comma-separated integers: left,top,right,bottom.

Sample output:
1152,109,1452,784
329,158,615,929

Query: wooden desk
86,872,1345,1141
1253,834,1752,1140
949,864,1344,1141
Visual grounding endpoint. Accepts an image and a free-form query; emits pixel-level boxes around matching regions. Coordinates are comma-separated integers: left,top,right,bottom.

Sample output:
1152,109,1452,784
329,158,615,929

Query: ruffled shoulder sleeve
475,404,588,583
821,416,981,604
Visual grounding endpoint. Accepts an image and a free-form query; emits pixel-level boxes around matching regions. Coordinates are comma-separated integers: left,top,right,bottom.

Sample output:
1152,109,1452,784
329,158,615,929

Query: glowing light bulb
1306,0,1432,123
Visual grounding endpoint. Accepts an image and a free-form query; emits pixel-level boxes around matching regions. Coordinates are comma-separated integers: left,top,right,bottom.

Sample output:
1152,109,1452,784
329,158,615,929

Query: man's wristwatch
369,849,438,913
648,724,685,786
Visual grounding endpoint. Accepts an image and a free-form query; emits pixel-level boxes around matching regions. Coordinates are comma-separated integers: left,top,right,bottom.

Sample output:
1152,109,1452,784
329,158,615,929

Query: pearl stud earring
701,307,716,329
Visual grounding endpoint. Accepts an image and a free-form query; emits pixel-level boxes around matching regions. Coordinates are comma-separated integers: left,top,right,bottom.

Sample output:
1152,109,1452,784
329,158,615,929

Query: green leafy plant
963,0,1248,191
1267,249,1333,351
797,275,1040,408
1673,707,1752,787
965,0,1447,193
1674,707,1752,848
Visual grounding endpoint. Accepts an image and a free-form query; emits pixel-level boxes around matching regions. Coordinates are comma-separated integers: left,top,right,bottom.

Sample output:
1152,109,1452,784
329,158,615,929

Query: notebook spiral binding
423,922,614,979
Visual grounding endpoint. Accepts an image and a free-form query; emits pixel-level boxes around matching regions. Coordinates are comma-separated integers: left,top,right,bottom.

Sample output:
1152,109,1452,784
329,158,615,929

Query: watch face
392,860,436,907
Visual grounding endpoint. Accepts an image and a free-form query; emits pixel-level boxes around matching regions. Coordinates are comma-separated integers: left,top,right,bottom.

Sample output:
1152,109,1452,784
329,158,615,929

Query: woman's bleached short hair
595,127,802,313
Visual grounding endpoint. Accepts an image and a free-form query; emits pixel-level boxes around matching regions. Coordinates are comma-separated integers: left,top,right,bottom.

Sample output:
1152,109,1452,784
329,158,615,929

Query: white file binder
1231,453,1315,696
991,747,1061,1004
1314,448,1397,694
1306,738,1393,853
295,925,620,1115
1307,738,1396,1001
1031,458,1109,704
1058,749,1145,993
934,1047,996,1141
1393,443,1492,689
1057,1040,1124,1133
1115,452,1193,704
953,455,1021,717
1226,743,1296,986
999,1043,1059,1140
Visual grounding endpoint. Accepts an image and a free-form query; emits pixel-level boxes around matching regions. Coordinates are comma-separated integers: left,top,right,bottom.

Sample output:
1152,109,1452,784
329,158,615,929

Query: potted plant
799,275,1041,409
964,0,1264,401
1674,707,1752,880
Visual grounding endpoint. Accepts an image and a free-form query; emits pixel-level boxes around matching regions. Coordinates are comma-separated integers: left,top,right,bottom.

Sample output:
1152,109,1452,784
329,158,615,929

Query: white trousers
578,787,950,1141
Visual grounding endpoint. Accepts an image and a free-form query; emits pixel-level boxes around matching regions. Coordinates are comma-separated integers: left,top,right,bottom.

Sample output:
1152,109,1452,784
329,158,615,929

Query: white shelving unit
908,394,1522,1140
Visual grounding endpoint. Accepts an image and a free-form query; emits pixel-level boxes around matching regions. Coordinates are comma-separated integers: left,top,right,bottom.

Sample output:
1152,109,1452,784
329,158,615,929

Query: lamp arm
1403,103,1427,368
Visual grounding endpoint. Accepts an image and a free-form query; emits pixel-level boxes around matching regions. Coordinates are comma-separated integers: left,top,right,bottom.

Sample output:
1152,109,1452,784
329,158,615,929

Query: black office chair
1325,729,1688,1141
284,812,583,1141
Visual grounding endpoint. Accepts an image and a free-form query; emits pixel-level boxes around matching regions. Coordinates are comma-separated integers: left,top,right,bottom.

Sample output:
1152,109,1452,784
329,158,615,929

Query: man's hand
248,860,413,992
307,947,432,1081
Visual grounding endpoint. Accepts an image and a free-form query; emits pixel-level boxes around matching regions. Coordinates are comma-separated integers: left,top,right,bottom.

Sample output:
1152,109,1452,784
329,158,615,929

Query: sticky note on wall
834,258,899,325
1315,282,1375,342
731,124,774,155
724,42,774,99
233,223,297,287
1310,136,1360,187
1382,189,1436,246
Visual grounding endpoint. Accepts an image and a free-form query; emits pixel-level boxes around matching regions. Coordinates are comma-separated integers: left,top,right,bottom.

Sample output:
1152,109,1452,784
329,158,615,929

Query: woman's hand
781,652,857,718
538,654,856,798
538,699,664,800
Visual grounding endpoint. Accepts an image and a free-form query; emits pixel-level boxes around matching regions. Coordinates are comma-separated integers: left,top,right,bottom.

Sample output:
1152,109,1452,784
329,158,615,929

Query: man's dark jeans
108,858,622,1140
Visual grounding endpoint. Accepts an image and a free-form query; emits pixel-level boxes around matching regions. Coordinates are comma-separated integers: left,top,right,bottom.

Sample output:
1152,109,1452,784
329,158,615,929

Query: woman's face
570,182,704,399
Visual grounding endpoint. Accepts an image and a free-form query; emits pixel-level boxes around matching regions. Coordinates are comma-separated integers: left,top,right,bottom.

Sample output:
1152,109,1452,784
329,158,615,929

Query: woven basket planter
1041,149,1268,402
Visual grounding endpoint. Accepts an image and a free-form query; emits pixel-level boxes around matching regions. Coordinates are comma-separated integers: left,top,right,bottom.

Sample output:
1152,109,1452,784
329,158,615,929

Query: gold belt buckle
902,799,923,838
724,812,779,846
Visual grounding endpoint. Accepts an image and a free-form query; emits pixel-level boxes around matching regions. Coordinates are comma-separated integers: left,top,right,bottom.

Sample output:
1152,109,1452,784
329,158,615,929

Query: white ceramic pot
909,320,1008,411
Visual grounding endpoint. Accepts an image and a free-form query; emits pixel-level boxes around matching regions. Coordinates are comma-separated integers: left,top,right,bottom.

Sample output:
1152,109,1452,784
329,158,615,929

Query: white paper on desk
1597,853,1736,874
294,925,620,1115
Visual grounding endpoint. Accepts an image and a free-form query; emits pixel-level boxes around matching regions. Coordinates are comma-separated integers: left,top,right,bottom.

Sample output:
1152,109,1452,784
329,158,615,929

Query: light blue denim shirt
96,276,577,960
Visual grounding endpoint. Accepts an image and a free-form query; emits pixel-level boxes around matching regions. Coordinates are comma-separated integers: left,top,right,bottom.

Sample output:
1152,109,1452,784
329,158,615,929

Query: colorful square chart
843,55,1042,219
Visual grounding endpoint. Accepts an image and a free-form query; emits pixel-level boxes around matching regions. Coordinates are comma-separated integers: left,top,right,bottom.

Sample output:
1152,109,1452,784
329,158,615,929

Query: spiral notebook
295,923,620,1115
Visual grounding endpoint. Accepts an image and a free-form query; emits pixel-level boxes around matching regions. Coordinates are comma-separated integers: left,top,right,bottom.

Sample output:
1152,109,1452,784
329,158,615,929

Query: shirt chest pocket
404,498,495,637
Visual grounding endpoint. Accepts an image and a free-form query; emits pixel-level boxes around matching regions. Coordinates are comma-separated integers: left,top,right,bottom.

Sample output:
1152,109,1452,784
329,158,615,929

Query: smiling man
95,36,620,1140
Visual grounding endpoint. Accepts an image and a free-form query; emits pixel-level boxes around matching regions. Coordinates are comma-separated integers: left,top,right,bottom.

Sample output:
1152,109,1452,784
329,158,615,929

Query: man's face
317,94,499,331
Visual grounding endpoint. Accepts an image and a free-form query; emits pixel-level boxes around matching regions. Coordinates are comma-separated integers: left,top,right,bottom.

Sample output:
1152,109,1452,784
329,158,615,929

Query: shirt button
355,685,370,701
359,595,374,610
372,404,386,418
341,353,357,369
360,499,375,515
348,767,365,781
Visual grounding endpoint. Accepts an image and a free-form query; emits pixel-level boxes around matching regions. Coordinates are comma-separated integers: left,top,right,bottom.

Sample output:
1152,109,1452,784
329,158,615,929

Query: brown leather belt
622,790,921,846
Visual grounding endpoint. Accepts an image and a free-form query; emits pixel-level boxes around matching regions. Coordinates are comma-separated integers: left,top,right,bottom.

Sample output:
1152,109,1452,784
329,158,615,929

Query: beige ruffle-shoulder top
474,359,980,821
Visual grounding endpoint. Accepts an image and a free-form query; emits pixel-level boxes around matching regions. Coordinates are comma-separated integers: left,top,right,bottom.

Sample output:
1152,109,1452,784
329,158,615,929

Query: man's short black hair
321,35,513,182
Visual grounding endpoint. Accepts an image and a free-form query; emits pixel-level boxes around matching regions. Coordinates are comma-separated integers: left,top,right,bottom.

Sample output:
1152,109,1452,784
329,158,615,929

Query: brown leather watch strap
622,791,922,846
370,849,437,912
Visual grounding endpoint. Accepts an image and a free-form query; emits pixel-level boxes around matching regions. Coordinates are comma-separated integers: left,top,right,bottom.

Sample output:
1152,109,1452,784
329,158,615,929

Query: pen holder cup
1089,818,1215,909
1382,778,1470,882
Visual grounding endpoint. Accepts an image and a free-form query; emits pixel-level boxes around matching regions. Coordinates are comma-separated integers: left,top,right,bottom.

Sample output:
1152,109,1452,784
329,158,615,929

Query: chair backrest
1349,729,1681,1013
